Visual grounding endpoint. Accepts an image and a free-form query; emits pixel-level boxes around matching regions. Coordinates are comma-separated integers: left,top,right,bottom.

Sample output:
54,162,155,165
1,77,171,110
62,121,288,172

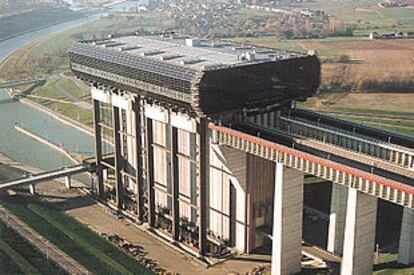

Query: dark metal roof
70,43,197,83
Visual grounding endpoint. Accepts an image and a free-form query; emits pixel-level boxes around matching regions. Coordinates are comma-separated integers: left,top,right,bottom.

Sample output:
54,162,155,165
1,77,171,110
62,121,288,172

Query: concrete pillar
398,208,414,265
341,188,377,275
271,163,304,275
64,176,71,189
29,184,35,195
328,184,348,255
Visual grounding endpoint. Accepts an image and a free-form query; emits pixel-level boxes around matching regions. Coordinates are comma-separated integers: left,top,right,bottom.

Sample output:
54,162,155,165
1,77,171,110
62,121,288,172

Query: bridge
208,113,414,274
0,162,94,194
0,77,46,89
210,118,414,208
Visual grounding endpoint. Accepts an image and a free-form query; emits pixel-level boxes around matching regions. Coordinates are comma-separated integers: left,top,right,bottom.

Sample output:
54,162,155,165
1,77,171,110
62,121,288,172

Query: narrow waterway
0,1,140,173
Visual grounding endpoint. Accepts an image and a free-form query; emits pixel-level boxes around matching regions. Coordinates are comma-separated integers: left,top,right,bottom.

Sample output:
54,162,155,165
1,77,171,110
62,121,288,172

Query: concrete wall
210,145,248,252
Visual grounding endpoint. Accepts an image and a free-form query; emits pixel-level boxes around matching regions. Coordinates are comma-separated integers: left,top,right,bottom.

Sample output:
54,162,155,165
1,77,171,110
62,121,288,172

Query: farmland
293,0,414,35
235,37,414,93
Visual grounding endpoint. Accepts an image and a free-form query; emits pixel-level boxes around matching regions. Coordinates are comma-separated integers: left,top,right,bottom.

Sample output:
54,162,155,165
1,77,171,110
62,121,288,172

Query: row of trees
173,10,355,39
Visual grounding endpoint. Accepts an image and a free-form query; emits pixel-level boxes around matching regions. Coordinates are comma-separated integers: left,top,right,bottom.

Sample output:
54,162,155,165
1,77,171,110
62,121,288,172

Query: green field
0,195,153,275
0,220,66,274
294,0,414,34
27,76,94,127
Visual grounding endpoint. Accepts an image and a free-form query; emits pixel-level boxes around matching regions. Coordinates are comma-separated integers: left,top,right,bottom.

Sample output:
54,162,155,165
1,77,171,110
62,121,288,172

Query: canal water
0,1,140,172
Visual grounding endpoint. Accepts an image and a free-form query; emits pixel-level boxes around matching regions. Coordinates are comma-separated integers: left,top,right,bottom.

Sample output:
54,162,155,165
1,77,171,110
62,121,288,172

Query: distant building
369,31,414,40
369,32,381,39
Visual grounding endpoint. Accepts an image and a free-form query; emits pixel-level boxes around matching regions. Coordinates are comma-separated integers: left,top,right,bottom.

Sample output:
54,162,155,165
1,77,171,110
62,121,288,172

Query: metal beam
146,117,156,227
171,125,180,240
93,99,104,198
198,117,209,255
134,98,145,220
112,105,123,209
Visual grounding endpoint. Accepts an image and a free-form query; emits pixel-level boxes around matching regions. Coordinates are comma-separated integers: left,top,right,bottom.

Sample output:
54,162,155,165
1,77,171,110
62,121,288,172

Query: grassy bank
1,195,153,275
0,219,66,274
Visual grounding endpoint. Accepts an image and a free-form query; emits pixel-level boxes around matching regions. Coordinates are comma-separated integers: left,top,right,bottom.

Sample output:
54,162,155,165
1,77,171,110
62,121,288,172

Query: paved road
0,207,89,274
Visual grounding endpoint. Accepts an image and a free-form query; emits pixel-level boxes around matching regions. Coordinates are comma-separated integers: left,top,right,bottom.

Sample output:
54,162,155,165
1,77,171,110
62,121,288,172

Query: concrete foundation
328,184,348,255
271,163,304,275
398,208,414,265
341,188,377,275
29,183,35,195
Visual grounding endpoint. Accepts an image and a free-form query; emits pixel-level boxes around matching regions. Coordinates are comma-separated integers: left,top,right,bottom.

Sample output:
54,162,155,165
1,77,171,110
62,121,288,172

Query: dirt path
0,206,89,274
54,79,92,110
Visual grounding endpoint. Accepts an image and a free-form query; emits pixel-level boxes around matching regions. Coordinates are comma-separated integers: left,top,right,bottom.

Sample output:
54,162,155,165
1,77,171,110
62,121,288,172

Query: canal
0,1,140,173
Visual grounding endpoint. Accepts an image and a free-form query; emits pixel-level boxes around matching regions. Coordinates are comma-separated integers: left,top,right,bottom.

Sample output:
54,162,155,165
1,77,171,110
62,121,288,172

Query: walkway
31,180,270,275
0,207,89,274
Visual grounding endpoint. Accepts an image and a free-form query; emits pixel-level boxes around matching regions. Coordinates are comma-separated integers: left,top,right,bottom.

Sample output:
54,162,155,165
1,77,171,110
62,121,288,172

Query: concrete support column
64,176,71,189
328,184,348,255
93,99,104,198
171,126,180,241
271,163,304,275
398,208,414,265
341,188,378,275
29,184,35,195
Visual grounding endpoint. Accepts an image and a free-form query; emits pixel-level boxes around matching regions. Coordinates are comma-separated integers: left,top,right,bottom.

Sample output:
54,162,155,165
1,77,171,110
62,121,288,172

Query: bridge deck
283,109,414,167
0,164,89,190
280,114,414,170
210,123,414,208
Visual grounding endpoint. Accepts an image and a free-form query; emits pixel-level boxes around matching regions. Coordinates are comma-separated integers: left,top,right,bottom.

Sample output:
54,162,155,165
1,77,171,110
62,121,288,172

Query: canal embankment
19,96,94,136
9,88,113,146
14,125,79,165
